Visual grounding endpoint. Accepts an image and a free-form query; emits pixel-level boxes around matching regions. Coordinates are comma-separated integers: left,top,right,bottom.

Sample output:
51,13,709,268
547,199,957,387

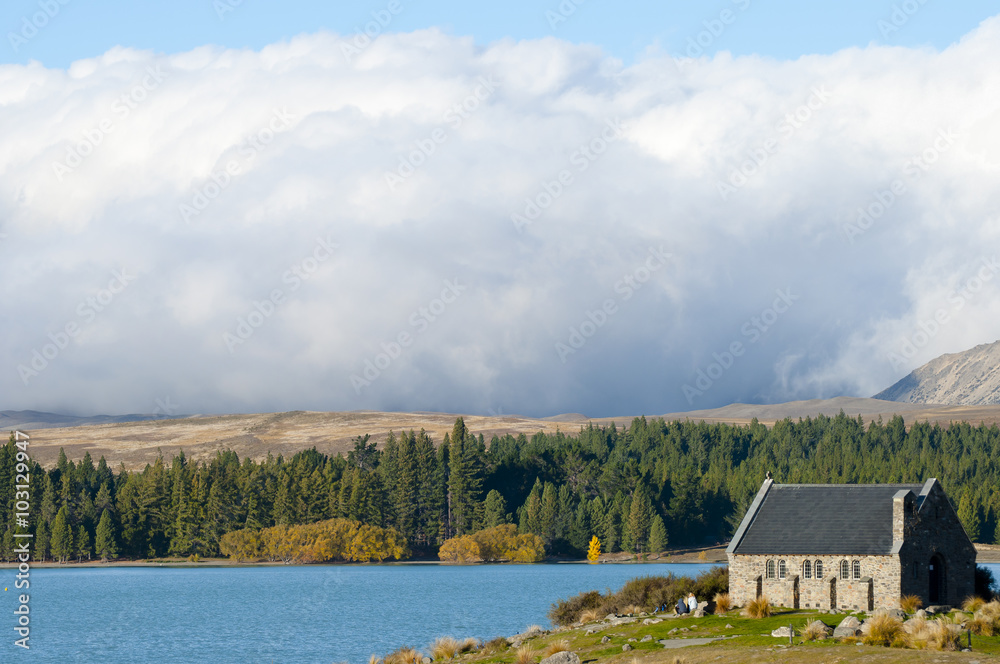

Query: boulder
886,608,907,620
539,652,580,664
642,618,662,625
600,636,610,644
621,644,632,652
627,638,636,643
668,628,678,635
604,614,617,621
640,635,652,643
834,616,861,639
693,609,706,618
607,617,637,626
805,620,833,638
914,609,927,620
771,626,795,638
725,624,734,629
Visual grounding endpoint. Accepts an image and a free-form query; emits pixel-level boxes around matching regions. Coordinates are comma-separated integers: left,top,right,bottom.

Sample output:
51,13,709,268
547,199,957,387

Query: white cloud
3,19,1000,417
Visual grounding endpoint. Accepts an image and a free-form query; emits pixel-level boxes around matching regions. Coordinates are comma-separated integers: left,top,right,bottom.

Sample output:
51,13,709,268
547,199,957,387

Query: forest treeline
2,412,1000,562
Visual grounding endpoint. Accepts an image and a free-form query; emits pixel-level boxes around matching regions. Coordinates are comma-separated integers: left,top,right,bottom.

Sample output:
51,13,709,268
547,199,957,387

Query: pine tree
958,493,981,542
51,506,73,563
648,513,668,552
625,489,652,553
95,509,118,561
76,524,91,561
34,520,50,562
483,490,509,527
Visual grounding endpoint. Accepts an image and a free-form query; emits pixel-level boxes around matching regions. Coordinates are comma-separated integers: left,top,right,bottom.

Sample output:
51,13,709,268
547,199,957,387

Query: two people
674,592,698,615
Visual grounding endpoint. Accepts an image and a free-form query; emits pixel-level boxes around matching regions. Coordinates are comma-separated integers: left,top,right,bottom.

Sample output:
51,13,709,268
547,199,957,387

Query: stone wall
729,554,900,610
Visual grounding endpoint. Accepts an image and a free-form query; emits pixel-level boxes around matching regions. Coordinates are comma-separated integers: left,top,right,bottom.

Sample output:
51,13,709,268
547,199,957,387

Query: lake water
10,562,719,664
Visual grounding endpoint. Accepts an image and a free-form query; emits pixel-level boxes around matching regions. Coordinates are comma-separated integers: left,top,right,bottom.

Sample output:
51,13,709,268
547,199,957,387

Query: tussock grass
430,637,460,660
622,604,642,616
384,647,421,664
368,656,381,664
904,617,962,651
712,592,731,614
579,608,599,623
514,644,534,664
743,596,772,619
862,612,904,647
458,637,479,653
542,639,569,657
800,620,829,642
899,594,923,613
963,596,987,612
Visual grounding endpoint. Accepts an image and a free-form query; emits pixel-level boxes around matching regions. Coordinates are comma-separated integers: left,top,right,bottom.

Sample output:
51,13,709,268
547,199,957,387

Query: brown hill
875,339,1000,405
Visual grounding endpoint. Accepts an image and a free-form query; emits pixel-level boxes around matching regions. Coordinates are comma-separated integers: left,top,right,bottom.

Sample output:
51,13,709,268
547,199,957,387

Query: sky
2,2,999,418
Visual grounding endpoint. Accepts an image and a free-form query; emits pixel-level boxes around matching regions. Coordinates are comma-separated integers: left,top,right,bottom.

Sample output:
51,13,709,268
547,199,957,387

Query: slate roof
728,482,925,555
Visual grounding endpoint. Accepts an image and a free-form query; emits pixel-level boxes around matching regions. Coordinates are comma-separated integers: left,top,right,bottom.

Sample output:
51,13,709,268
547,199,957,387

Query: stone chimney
893,489,914,541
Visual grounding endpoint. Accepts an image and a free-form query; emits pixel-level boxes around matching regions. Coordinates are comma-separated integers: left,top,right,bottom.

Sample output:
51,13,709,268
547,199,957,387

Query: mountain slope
874,339,1000,405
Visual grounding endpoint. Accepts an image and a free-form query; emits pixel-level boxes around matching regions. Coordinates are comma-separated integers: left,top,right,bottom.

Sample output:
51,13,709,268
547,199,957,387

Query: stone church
726,477,975,611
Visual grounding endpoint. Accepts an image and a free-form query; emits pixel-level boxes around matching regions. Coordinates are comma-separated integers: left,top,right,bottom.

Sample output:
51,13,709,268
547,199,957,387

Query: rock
860,620,872,636
422,659,431,664
679,627,689,632
914,609,927,620
834,616,862,639
524,625,544,636
642,618,662,625
668,628,678,635
627,638,636,643
584,629,595,635
805,620,833,638
510,640,522,649
886,608,906,620
607,617,637,626
771,626,795,638
697,601,709,611
725,624,734,629
640,635,652,642
605,614,617,621
539,652,580,664
600,636,610,644
621,644,632,652
693,609,706,618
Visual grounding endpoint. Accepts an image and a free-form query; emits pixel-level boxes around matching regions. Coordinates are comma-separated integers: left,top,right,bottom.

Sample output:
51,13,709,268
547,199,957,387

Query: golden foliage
579,608,599,623
219,518,408,563
962,596,987,613
542,639,569,657
514,644,534,664
437,524,545,563
430,637,460,660
587,536,601,563
862,612,904,647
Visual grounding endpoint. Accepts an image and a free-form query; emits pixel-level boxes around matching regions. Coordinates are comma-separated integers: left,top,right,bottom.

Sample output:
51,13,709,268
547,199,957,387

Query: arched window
766,560,775,579
852,560,861,580
815,560,823,578
840,560,849,579
778,559,787,579
803,560,812,579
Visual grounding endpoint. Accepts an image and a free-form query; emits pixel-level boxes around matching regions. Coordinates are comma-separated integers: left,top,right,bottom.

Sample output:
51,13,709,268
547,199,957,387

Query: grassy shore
446,608,1000,664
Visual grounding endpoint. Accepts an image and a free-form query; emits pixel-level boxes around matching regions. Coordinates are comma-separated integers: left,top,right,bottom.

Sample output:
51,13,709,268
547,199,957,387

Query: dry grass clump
579,608,600,623
905,617,962,651
622,604,643,616
481,637,509,655
430,637,460,660
542,639,570,657
899,595,923,613
384,647,422,664
712,593,732,614
458,637,479,653
800,621,829,642
862,612,904,647
963,596,987,613
968,600,1000,636
514,644,534,664
368,656,381,664
743,596,772,619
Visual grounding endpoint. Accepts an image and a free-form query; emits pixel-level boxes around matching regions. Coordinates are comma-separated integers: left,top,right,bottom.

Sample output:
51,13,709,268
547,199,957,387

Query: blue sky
3,0,997,67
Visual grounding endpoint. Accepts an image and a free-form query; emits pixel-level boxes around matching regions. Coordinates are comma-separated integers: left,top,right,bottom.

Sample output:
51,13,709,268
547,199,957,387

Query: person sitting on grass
687,593,698,614
675,595,688,615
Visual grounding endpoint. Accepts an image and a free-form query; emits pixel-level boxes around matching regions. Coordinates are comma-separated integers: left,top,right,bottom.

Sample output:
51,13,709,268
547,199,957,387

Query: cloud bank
3,19,1000,418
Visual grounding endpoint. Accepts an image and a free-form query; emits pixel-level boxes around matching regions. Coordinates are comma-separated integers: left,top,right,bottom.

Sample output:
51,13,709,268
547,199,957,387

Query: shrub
514,644,534,664
547,568,728,625
862,612,904,647
542,639,569,657
976,565,997,601
548,590,603,626
744,596,772,619
430,637,460,660
713,592,732,614
900,595,923,613
481,637,508,655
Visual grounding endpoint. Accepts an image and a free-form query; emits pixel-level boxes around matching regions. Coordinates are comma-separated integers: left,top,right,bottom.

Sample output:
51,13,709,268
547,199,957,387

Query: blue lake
8,562,720,664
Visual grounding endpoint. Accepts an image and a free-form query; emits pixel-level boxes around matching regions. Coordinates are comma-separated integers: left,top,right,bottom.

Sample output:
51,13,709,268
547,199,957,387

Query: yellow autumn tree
587,535,601,563
219,518,408,564
438,524,545,563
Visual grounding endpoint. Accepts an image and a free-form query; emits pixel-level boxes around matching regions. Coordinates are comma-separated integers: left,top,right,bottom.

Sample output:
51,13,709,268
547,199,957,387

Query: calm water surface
13,562,720,664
